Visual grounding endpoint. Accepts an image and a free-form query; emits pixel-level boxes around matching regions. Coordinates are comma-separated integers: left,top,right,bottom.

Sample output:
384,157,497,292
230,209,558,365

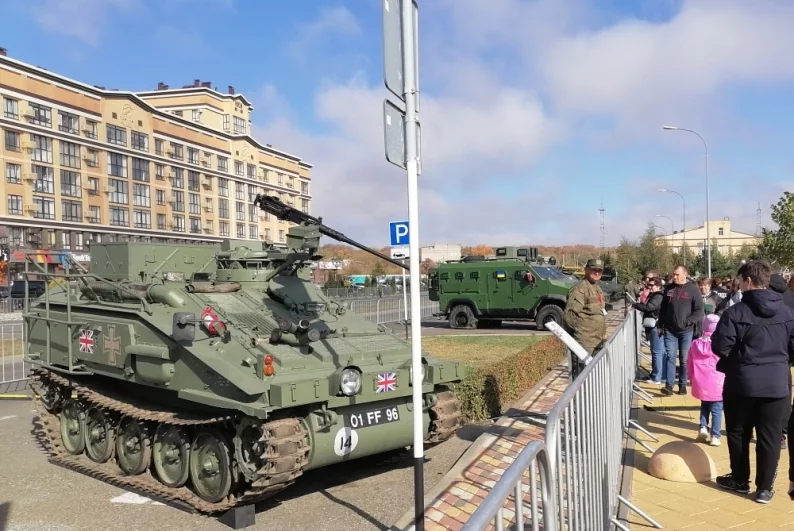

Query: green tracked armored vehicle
25,195,463,513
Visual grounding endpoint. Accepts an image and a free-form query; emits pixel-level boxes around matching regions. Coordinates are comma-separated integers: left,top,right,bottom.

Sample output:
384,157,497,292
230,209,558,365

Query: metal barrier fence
321,286,428,299
0,295,439,386
0,298,36,314
465,308,662,530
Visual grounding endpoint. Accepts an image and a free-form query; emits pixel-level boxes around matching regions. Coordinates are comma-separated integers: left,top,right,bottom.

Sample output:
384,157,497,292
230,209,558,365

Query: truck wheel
449,305,477,329
535,305,564,329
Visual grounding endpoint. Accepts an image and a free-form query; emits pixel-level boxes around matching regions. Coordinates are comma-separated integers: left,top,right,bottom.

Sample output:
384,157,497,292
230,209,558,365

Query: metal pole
401,1,424,529
403,258,409,340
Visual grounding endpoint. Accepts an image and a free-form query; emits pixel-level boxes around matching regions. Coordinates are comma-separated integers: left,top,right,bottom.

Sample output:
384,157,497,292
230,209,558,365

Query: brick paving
399,305,628,531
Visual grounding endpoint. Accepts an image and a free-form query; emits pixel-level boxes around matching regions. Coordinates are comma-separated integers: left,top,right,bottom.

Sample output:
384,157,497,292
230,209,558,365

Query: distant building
311,259,349,285
420,244,461,263
656,218,760,255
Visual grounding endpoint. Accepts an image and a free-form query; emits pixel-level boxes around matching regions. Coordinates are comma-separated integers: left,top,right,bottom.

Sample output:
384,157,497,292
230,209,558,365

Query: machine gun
253,194,409,270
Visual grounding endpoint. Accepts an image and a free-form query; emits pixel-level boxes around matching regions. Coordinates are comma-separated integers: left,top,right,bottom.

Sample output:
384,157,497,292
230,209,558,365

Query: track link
29,368,310,514
426,386,463,444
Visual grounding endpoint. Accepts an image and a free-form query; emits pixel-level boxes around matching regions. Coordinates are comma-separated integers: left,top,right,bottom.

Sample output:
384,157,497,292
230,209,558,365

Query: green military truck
427,246,578,329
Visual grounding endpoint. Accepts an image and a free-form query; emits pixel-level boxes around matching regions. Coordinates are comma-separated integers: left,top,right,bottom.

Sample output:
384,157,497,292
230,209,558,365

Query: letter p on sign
389,221,410,246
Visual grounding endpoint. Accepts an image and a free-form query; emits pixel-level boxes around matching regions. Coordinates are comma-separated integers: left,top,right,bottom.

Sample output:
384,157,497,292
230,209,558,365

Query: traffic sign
382,0,419,107
390,246,409,260
389,221,409,246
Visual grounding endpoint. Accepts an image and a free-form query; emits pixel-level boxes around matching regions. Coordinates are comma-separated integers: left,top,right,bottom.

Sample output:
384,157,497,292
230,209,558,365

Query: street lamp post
658,188,686,266
663,126,710,277
655,214,674,248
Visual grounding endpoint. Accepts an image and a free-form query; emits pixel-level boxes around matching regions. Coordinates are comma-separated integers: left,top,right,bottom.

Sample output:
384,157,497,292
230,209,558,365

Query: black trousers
724,393,790,490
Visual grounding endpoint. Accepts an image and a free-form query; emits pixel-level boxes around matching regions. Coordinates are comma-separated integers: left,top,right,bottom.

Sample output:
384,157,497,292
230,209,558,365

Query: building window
84,148,99,167
218,177,228,197
188,171,200,191
133,183,150,207
217,156,228,172
106,124,126,146
249,225,258,240
247,164,256,180
235,181,245,200
27,102,52,127
58,111,79,134
190,216,201,234
262,170,269,183
237,223,245,238
134,210,151,229
189,193,200,214
84,120,98,139
718,227,724,236
233,116,246,134
6,163,21,183
88,205,101,223
187,147,199,165
169,142,183,160
87,177,99,195
218,198,229,219
172,214,185,232
171,166,183,188
132,158,149,182
131,131,148,151
7,195,22,215
4,130,20,151
301,198,309,213
30,134,53,163
235,201,244,221
32,165,54,194
108,178,129,204
264,228,271,241
248,203,257,222
171,190,184,212
301,182,309,195
220,221,230,237
108,152,127,177
223,114,230,131
234,161,243,177
155,164,164,180
109,206,129,226
155,138,164,155
60,140,81,169
192,109,201,122
157,213,166,230
33,197,56,219
279,230,285,242
60,170,81,198
156,189,165,205
62,199,82,222
3,98,19,120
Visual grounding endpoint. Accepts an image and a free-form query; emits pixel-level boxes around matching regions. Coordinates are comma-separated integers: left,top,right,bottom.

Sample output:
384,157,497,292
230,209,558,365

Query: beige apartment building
656,218,760,256
0,47,312,272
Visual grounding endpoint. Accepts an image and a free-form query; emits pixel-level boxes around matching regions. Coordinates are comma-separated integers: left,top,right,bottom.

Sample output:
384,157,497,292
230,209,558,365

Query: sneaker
756,490,774,504
661,386,674,396
709,437,721,447
716,474,750,494
697,427,709,443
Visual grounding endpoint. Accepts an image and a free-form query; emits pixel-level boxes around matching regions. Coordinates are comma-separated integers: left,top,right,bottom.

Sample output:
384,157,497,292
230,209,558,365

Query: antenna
599,200,605,250
756,202,762,235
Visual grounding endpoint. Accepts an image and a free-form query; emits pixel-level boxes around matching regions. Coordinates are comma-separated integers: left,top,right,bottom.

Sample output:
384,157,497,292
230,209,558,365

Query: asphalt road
0,400,486,531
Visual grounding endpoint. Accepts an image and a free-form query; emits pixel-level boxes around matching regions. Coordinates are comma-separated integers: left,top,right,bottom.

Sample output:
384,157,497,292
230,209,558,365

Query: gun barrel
253,194,409,270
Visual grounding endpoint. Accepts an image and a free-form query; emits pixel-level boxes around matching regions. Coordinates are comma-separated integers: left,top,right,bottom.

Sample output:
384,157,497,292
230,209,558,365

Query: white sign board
390,246,409,260
544,321,592,364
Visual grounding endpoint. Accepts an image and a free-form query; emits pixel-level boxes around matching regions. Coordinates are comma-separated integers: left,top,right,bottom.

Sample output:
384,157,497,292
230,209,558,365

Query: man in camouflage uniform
563,258,608,380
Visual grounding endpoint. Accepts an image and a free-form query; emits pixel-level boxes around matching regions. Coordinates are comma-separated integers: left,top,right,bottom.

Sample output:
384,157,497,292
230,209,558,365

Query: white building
656,218,760,255
420,244,462,263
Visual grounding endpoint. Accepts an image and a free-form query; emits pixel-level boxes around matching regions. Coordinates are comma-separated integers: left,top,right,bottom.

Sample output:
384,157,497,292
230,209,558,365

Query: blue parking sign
389,221,409,246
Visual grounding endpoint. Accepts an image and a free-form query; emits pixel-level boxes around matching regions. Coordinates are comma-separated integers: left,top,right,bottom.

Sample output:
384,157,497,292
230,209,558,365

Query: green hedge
450,336,566,422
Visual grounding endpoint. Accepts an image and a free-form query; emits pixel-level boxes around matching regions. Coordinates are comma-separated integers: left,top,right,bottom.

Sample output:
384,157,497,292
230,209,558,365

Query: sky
4,0,794,248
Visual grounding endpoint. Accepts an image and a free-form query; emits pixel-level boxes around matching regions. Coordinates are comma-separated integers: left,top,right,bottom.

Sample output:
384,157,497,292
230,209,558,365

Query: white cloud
287,6,362,60
25,0,134,46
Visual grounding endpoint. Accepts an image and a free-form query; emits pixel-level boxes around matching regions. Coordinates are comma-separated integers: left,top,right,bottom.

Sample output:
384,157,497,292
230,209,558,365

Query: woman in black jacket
634,277,665,383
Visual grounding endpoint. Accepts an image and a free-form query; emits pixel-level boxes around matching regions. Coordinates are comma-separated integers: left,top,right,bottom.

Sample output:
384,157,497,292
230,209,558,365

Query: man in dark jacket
770,273,794,450
713,260,794,504
657,265,704,395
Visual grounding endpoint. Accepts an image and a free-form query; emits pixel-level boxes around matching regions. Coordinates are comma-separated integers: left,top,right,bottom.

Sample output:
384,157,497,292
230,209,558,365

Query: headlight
340,368,361,396
409,363,425,385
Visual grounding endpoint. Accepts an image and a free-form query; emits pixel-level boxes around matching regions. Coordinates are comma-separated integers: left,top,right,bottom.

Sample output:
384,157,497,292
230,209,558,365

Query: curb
390,361,565,531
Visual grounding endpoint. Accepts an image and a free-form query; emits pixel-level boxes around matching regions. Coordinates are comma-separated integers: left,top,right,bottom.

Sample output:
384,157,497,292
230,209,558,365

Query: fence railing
464,308,663,530
321,286,428,299
0,298,36,315
0,294,439,385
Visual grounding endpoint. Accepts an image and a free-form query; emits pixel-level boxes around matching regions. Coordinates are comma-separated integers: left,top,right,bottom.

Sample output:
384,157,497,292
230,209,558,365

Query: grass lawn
422,334,546,367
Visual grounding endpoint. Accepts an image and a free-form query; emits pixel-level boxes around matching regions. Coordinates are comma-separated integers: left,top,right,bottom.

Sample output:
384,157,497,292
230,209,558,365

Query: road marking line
0,415,17,421
110,492,164,505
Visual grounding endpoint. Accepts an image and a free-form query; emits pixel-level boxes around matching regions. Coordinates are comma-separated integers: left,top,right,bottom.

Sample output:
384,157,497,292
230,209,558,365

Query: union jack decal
78,329,94,354
376,372,397,393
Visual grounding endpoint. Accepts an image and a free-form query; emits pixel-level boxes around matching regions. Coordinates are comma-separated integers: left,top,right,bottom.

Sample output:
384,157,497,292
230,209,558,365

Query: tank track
29,367,311,514
426,386,463,444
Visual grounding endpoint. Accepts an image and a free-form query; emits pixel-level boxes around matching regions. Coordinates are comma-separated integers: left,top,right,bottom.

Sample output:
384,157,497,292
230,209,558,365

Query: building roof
0,51,311,169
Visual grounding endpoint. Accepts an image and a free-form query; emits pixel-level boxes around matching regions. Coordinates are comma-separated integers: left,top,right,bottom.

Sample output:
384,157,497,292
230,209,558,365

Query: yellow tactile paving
624,369,794,530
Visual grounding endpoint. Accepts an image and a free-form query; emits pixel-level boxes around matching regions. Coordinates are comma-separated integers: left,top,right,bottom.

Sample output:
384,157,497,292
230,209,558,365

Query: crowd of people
630,261,794,504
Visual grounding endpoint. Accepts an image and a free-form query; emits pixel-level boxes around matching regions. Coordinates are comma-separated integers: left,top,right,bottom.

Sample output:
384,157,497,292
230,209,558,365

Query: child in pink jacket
687,313,725,446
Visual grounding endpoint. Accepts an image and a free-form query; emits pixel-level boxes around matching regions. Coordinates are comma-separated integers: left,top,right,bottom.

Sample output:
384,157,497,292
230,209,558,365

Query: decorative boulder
647,441,717,483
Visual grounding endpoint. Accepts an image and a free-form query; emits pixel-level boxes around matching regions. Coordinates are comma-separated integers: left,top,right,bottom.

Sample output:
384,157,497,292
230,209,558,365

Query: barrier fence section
0,295,439,386
464,308,662,531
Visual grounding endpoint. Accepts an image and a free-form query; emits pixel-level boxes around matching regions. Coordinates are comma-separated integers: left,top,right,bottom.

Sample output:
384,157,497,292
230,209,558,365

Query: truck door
486,268,513,311
513,267,537,316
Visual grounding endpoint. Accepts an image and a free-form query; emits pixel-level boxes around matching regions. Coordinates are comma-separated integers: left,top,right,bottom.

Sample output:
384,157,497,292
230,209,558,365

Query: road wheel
535,305,564,329
449,305,477,329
